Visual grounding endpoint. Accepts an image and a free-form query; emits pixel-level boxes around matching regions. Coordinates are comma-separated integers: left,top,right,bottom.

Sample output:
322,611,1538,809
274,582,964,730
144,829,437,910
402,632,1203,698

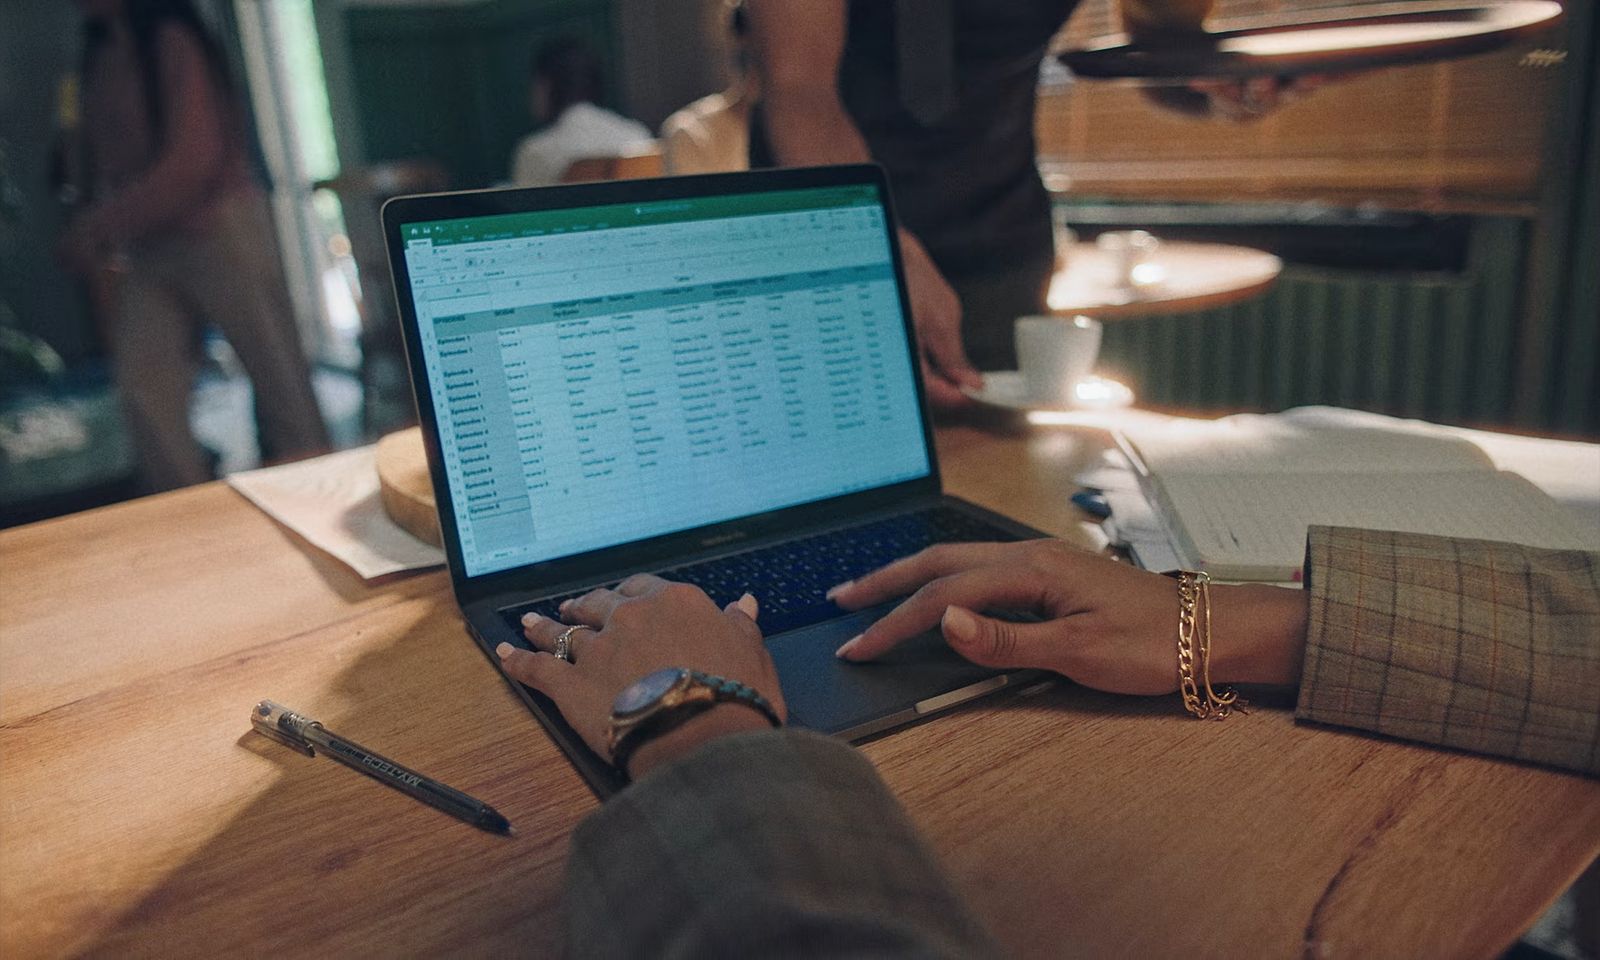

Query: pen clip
251,699,315,757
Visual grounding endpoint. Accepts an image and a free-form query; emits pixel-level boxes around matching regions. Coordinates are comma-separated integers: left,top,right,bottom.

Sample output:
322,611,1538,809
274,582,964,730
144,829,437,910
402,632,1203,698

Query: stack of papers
1079,407,1600,582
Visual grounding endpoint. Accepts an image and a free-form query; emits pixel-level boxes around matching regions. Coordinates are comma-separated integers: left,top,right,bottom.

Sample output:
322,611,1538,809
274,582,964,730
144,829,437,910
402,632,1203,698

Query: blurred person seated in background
659,1,757,176
510,37,652,188
496,527,1597,955
55,0,329,493
746,0,1316,407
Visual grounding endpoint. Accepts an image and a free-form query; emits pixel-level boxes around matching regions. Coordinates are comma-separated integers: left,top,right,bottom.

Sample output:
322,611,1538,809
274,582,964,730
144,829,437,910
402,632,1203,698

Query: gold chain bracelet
1175,571,1207,716
1172,571,1246,720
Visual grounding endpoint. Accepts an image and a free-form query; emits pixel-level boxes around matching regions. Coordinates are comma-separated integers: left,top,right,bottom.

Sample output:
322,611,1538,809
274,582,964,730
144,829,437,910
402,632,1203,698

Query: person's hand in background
1119,0,1335,121
1191,74,1332,120
899,229,982,409
1140,73,1332,120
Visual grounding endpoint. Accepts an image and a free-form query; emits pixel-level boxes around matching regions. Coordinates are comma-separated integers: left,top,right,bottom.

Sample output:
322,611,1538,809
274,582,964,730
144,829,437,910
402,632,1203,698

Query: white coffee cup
1015,315,1102,406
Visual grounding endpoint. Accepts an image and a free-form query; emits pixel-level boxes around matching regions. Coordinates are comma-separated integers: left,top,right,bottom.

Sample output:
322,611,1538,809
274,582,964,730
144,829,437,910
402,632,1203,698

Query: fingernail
835,634,861,659
942,607,976,643
495,642,514,659
558,599,572,613
825,581,852,600
521,612,542,625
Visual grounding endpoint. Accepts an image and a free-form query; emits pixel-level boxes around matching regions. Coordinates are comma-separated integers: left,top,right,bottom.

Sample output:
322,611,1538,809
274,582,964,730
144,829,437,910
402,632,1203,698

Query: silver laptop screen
400,184,932,578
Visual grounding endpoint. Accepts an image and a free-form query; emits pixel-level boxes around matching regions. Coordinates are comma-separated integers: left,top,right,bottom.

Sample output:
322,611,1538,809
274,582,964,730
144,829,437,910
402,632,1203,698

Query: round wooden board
375,426,443,548
1047,241,1281,318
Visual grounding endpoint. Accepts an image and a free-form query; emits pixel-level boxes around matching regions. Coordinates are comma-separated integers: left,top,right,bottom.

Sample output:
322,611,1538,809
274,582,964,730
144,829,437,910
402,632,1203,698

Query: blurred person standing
747,1,1276,405
509,38,652,187
659,2,757,176
56,0,328,493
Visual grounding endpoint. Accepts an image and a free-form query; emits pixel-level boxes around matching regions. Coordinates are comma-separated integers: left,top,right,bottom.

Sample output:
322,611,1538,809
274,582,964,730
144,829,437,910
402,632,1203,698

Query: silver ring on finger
553,624,594,663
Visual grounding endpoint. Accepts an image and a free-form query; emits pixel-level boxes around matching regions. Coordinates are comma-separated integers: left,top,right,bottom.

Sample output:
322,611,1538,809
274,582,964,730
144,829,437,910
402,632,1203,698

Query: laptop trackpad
766,603,1008,737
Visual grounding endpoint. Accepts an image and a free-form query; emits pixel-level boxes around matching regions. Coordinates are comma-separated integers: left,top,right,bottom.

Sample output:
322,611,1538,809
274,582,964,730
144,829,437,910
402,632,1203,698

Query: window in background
233,0,360,372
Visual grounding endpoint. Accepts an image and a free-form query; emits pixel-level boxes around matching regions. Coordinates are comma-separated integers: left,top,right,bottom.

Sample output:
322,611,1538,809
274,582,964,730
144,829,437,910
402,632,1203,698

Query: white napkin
227,445,445,580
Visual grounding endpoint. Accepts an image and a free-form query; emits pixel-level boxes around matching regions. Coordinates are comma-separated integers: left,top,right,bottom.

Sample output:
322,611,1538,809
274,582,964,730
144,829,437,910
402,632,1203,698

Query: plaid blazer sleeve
1295,525,1600,776
564,728,1001,959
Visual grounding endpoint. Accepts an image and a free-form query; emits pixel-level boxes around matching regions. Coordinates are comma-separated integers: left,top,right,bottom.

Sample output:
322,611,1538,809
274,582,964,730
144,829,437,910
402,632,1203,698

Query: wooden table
3,423,1598,958
1048,240,1282,318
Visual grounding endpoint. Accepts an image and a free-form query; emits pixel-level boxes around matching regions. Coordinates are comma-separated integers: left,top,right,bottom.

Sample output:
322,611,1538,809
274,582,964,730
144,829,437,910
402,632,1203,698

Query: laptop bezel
381,164,945,606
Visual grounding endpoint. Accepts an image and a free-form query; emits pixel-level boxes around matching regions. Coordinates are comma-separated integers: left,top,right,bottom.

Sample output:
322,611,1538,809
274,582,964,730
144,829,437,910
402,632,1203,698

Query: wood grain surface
376,426,442,548
2,423,1596,958
1037,0,1566,212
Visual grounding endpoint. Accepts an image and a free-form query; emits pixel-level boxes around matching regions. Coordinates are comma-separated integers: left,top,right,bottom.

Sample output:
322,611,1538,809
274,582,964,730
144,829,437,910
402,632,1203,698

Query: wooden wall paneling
1043,0,1567,210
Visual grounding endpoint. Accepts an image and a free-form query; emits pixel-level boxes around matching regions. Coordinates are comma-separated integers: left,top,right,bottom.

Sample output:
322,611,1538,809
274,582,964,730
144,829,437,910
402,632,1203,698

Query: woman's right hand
829,540,1309,695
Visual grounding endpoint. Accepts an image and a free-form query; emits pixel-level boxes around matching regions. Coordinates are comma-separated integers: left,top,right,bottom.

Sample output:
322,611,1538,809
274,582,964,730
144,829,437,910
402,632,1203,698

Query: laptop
383,164,1047,796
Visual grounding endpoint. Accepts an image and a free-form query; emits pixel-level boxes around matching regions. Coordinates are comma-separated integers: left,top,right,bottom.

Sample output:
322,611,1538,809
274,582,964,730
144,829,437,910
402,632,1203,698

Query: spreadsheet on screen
401,185,932,577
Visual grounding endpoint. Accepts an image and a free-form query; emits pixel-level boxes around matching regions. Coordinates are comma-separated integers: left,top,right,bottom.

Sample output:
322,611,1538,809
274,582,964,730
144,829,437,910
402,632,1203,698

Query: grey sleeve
564,728,1002,959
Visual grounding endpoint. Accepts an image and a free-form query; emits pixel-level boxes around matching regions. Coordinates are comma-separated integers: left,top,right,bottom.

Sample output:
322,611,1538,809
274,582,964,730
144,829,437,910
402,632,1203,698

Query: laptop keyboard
500,505,1024,637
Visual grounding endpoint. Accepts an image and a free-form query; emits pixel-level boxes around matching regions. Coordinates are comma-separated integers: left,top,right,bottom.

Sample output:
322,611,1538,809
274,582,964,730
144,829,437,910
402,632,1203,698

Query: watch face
614,667,686,716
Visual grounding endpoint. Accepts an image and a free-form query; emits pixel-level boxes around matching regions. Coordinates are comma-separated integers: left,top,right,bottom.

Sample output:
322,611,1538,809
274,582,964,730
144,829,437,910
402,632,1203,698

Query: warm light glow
1075,379,1115,403
1129,262,1167,287
1025,377,1135,423
1027,410,1085,426
1221,23,1485,56
1045,274,1071,311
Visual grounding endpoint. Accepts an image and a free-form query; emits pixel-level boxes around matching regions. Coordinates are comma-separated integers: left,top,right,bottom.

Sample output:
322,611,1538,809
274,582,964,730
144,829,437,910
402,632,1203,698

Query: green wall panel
344,0,617,190
1095,217,1539,431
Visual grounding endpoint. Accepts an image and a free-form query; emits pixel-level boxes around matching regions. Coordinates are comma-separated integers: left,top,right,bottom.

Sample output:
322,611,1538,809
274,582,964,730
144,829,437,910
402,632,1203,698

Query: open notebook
1115,408,1598,581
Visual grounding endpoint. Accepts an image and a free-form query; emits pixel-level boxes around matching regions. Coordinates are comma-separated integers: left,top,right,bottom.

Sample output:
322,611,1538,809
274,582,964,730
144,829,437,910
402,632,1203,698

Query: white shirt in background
510,102,653,187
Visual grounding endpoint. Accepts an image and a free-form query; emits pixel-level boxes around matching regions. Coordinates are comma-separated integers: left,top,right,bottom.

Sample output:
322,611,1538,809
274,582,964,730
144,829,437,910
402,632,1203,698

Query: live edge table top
2,421,1596,959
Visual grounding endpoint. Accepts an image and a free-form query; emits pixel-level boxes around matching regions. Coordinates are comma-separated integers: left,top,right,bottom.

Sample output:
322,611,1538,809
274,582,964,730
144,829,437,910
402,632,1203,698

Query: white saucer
962,371,1135,412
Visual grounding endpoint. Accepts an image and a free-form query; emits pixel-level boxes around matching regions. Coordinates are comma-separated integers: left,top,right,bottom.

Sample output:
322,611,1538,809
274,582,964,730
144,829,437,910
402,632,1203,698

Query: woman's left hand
830,540,1309,695
496,575,786,776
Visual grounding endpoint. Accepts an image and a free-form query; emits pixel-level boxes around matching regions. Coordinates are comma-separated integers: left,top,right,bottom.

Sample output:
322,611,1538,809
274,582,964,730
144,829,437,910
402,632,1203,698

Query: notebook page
1160,470,1598,580
1119,413,1493,478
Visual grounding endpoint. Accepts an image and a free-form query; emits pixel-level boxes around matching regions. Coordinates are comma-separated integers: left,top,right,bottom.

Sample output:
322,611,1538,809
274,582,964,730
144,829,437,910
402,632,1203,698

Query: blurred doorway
231,0,360,373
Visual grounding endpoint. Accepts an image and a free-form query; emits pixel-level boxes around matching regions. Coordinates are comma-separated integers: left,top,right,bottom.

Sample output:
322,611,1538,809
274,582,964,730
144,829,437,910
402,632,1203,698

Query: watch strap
609,670,780,777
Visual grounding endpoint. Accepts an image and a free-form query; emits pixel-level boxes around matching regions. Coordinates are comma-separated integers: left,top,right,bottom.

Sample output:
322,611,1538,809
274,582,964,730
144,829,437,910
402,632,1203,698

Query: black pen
251,699,512,835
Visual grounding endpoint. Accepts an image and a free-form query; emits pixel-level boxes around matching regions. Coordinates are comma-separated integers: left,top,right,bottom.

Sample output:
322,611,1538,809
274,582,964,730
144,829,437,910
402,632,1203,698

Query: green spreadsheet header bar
404,185,880,245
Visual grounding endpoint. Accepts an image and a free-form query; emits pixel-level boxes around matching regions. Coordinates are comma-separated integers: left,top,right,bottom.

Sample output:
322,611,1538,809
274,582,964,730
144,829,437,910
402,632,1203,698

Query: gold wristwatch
607,667,781,777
